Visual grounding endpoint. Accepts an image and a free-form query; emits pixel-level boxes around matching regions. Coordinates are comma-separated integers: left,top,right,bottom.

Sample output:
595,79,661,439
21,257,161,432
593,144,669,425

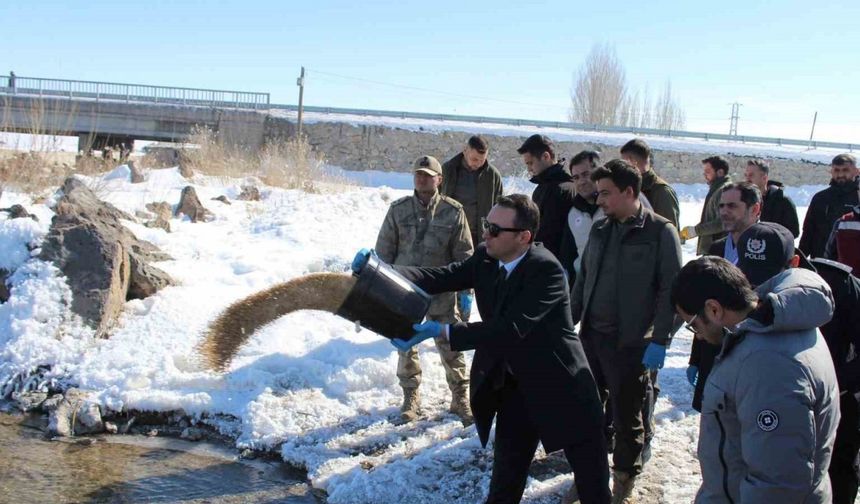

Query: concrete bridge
0,75,283,153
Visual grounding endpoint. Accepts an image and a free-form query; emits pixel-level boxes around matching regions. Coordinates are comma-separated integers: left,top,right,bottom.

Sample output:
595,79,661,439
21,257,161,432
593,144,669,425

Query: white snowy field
0,166,819,503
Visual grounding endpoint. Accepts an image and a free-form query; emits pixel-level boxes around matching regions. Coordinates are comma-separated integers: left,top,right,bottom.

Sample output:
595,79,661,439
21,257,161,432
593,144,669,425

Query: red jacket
825,208,860,273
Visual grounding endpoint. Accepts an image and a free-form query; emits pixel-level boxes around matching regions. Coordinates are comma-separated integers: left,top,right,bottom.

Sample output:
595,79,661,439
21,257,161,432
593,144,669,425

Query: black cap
737,222,796,286
517,134,554,155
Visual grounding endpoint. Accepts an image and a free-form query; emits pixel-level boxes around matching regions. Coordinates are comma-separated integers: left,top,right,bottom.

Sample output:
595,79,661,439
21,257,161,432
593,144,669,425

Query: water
0,412,323,504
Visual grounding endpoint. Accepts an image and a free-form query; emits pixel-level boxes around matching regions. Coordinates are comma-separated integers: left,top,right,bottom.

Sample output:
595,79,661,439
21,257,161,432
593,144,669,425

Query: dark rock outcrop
39,178,174,337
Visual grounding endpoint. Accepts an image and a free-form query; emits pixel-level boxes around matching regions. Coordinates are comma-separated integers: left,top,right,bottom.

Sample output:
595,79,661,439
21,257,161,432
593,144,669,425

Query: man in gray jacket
672,253,839,503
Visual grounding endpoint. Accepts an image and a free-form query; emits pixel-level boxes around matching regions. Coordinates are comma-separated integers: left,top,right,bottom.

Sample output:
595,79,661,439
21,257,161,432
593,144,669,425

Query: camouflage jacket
375,191,474,321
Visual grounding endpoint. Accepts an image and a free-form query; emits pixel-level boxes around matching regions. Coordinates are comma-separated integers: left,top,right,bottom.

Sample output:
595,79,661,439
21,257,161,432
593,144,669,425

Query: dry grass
182,126,335,192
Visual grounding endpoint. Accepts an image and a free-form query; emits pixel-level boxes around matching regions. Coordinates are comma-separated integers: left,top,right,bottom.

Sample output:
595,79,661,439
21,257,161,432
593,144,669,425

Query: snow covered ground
0,166,819,503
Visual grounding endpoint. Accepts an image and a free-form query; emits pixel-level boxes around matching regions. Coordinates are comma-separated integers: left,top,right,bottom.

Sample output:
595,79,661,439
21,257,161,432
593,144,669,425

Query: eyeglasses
684,313,700,335
481,218,526,238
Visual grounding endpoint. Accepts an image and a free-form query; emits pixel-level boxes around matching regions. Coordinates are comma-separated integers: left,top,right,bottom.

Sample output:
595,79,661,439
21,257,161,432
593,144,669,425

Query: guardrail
0,75,270,110
271,104,857,152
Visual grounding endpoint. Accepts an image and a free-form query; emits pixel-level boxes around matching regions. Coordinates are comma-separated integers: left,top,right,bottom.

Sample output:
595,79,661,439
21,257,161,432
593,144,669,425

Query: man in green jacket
441,135,504,322
681,156,733,255
620,139,680,229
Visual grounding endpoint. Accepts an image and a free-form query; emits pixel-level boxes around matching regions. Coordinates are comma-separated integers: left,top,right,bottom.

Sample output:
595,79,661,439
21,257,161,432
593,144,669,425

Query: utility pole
296,66,305,137
729,102,742,136
808,111,818,149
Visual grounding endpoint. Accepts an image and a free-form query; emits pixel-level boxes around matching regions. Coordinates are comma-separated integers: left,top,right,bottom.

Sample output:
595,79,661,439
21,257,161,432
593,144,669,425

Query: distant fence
0,75,270,110
0,74,854,150
271,104,857,152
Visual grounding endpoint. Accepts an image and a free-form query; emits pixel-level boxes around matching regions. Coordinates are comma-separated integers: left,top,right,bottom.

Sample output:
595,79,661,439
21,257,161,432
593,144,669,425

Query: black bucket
336,253,432,340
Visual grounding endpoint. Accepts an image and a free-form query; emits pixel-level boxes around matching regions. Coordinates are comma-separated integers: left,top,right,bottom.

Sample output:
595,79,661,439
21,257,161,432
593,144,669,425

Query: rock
14,391,48,411
0,269,9,303
178,154,194,179
175,186,213,223
129,161,145,183
2,204,38,221
39,178,175,337
180,427,205,441
45,389,104,437
143,201,172,232
212,195,231,205
237,186,261,201
104,421,118,434
119,416,136,434
146,429,158,437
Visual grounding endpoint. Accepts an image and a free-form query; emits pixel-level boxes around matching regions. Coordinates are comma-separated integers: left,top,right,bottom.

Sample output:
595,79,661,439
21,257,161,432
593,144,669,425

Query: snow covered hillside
0,166,819,503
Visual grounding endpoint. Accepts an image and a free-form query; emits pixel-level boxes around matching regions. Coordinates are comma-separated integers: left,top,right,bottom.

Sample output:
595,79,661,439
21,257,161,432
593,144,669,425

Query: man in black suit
354,194,610,504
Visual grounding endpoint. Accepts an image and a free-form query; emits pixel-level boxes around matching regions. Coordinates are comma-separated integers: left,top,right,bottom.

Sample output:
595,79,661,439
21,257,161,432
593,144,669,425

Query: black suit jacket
396,243,603,452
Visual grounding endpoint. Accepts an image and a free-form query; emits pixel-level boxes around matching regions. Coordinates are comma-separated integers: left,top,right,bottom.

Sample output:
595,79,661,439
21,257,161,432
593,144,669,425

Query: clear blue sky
4,0,859,142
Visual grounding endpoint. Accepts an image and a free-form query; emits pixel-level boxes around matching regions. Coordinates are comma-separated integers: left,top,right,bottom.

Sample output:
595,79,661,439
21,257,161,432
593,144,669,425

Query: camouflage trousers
397,334,469,394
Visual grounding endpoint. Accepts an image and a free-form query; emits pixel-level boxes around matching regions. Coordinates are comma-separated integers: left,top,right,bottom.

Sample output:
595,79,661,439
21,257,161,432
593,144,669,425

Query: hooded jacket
760,180,800,237
800,178,860,258
696,268,839,504
530,163,577,259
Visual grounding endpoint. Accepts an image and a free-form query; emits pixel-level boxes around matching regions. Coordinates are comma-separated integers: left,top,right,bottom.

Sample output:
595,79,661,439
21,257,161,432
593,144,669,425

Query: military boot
400,387,421,423
449,388,474,426
611,471,636,504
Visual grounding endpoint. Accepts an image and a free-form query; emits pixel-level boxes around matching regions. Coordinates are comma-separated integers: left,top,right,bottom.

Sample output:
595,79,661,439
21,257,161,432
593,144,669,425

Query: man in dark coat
620,138,679,229
519,134,576,260
745,159,799,236
801,154,860,258
363,194,610,504
810,258,860,504
441,135,504,249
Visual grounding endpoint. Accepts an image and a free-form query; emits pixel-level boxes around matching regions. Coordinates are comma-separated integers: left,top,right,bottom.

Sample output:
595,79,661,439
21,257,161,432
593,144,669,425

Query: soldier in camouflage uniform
375,155,475,425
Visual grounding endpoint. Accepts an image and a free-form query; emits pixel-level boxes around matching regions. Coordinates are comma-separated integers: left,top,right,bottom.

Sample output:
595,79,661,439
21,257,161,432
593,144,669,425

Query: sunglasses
684,313,700,334
481,217,526,238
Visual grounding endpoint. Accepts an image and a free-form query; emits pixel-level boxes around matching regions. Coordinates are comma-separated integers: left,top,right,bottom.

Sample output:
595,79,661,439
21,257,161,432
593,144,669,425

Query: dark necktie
495,266,507,292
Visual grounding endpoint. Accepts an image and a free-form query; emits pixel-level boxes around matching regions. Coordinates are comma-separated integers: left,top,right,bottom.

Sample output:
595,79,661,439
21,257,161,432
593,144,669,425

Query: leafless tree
570,44,685,131
569,43,629,125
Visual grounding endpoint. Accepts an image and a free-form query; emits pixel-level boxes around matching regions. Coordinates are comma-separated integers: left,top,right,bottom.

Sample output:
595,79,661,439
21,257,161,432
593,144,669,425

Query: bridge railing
0,75,270,110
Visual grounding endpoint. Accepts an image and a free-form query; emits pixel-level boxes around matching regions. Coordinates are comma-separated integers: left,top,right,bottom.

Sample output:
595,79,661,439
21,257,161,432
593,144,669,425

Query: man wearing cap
442,135,504,322
687,182,762,411
374,155,475,425
801,153,860,258
674,251,838,504
518,134,577,260
680,156,733,254
737,222,860,504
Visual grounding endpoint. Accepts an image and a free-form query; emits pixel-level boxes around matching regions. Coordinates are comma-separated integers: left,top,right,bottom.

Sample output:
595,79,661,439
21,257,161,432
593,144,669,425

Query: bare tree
570,44,685,130
569,43,628,125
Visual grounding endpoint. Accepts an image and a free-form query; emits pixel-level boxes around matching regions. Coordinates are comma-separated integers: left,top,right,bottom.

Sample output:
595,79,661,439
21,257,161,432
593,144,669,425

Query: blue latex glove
390,321,443,352
458,291,473,318
686,365,698,386
351,248,371,274
641,342,667,371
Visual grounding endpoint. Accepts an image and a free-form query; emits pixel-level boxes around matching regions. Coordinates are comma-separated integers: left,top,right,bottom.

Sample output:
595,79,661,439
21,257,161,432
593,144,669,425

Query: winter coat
800,178,860,258
760,180,800,237
375,191,473,321
810,258,860,395
696,268,839,504
440,153,504,245
824,207,860,273
571,205,682,348
641,169,680,229
694,175,732,255
558,193,652,283
530,163,577,259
